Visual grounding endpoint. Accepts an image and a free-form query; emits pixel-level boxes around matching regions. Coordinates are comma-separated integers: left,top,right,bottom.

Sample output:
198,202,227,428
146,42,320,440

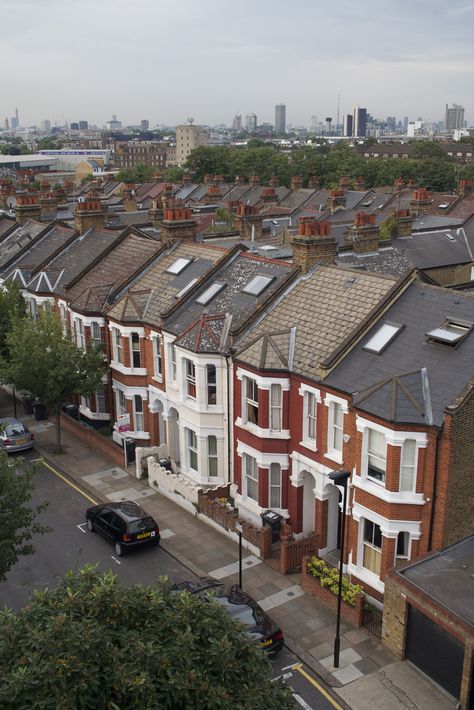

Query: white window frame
185,359,196,399
133,395,144,431
152,335,163,380
130,332,141,369
59,304,68,335
399,439,417,492
90,321,102,350
325,394,347,463
269,463,281,509
75,318,86,350
112,327,123,364
366,428,387,485
270,383,282,432
362,518,382,576
187,428,198,471
395,531,411,561
243,376,259,425
243,453,259,503
168,344,177,382
305,391,316,441
207,435,218,477
206,364,217,405
116,388,127,417
96,386,106,414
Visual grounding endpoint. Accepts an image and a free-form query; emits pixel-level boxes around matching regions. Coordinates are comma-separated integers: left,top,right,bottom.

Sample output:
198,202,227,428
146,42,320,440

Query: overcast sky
1,0,472,128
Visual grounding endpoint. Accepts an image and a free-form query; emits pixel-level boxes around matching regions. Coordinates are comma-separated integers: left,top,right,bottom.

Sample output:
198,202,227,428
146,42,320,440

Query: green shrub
306,555,362,607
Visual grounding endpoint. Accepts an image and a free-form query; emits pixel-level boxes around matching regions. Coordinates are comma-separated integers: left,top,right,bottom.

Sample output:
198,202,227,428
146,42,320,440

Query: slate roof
19,227,121,295
277,188,317,209
164,252,298,352
3,222,75,276
235,265,399,379
106,241,227,326
324,280,474,426
0,214,16,239
0,219,47,269
64,230,162,313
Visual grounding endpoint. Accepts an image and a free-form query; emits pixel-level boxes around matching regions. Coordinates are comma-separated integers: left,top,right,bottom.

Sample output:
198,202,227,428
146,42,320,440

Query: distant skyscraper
343,114,353,137
310,115,318,132
70,122,79,130
352,106,367,137
275,104,286,133
403,116,409,132
78,120,88,130
141,119,149,131
232,114,242,131
444,104,465,131
245,113,257,132
15,108,19,128
325,117,332,134
41,120,51,133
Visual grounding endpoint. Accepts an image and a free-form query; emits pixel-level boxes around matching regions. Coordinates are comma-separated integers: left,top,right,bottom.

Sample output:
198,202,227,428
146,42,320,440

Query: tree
3,311,104,452
0,282,26,360
0,566,295,709
0,452,50,582
379,215,399,241
163,166,185,183
116,163,155,183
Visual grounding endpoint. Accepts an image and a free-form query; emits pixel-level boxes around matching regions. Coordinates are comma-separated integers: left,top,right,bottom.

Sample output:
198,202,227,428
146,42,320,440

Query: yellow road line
40,459,98,505
292,663,344,710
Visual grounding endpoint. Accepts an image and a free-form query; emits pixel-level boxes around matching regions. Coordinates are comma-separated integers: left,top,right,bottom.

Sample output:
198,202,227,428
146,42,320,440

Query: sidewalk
2,389,456,710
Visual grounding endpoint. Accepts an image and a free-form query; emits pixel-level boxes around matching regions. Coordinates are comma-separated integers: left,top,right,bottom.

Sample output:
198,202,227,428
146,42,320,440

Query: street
0,449,346,710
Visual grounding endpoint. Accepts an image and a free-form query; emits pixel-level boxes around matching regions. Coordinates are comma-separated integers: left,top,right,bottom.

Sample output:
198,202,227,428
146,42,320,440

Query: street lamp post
235,521,243,589
328,469,351,669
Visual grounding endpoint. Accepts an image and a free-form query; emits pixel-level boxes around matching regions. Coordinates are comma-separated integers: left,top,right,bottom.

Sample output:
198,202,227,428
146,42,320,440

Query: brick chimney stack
148,199,164,229
260,187,276,203
348,212,379,254
355,176,366,191
393,209,414,236
327,188,347,213
181,172,192,185
291,218,337,271
249,175,261,187
409,188,432,217
291,175,303,190
15,194,42,225
161,183,174,209
458,179,472,197
393,177,405,193
204,184,222,205
203,174,214,185
160,201,198,246
0,180,15,210
338,175,351,190
122,183,137,212
153,172,164,183
39,191,59,221
407,178,417,189
308,175,320,189
269,175,279,188
232,202,263,240
74,195,106,233
234,175,245,186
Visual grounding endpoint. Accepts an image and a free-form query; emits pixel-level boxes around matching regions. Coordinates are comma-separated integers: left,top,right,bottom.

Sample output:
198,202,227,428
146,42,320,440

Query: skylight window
426,319,472,347
176,278,198,299
444,233,456,242
196,282,225,305
166,257,192,275
259,245,278,251
242,274,275,296
363,322,403,354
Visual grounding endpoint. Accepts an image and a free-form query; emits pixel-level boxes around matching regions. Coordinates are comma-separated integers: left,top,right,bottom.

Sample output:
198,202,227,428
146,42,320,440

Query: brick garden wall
301,556,364,627
60,413,124,466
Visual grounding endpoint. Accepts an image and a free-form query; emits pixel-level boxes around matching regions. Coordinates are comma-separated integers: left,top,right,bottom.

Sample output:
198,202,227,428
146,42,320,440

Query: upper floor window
328,401,343,455
399,439,416,492
75,319,86,350
304,391,316,442
185,359,196,398
396,531,410,560
270,384,282,432
96,387,107,414
59,304,67,335
206,364,217,405
91,322,102,350
243,377,258,425
152,335,162,379
243,453,258,502
367,429,387,483
362,519,382,576
269,463,281,509
168,344,177,382
131,332,141,368
112,328,123,364
116,389,127,416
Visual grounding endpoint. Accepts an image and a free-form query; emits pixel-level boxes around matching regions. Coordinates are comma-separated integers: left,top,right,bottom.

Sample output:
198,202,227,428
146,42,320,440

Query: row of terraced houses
1,196,473,603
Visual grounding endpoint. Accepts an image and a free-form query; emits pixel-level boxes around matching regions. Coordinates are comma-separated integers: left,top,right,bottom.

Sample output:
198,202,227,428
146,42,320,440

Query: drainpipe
427,427,443,552
225,353,232,490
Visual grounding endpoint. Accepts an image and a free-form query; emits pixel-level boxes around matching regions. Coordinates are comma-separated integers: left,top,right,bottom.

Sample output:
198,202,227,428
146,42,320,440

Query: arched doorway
302,470,316,536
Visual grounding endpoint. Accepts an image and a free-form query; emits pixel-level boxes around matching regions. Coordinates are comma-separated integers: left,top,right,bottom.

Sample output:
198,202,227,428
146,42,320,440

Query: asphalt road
0,450,345,710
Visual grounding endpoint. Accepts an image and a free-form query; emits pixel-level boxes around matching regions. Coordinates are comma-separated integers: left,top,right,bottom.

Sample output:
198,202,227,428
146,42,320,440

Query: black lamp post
328,469,351,669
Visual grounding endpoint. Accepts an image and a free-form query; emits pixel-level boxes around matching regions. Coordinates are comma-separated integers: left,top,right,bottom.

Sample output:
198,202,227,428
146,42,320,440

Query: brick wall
279,533,319,574
60,413,124,466
301,556,364,627
381,574,407,657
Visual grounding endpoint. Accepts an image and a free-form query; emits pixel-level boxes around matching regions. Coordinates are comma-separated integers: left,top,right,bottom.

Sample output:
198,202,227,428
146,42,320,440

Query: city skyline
1,0,473,127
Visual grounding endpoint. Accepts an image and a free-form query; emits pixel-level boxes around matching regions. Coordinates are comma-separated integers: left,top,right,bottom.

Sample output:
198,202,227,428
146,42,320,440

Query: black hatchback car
171,578,284,655
85,501,160,557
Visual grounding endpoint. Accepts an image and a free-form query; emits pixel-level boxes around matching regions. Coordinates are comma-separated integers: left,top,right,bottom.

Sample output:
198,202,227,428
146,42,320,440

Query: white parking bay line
76,523,87,534
258,584,304,611
160,529,175,540
110,556,122,565
209,556,261,580
293,694,312,710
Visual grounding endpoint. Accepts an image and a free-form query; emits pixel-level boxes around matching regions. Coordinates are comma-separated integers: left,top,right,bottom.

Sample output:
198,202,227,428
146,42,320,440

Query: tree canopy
0,282,26,360
0,452,49,582
116,163,155,183
0,566,295,709
3,311,104,452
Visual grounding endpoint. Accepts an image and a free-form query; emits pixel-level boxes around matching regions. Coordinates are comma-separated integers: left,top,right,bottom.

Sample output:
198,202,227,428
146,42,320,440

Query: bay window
131,332,141,368
362,519,382,575
207,435,218,477
396,531,410,560
91,321,102,350
116,389,127,417
243,377,259,425
206,365,217,405
243,453,259,502
399,439,416,491
168,344,177,382
187,429,198,470
152,335,162,378
185,359,196,398
112,328,123,364
270,384,282,431
133,395,144,431
269,463,281,508
367,429,387,483
75,319,86,350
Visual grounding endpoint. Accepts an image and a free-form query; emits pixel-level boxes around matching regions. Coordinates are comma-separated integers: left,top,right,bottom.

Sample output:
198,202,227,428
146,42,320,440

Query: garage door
406,605,464,701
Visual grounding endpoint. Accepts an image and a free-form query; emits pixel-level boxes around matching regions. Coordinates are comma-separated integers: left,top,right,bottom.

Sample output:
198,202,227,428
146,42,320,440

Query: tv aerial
187,117,194,125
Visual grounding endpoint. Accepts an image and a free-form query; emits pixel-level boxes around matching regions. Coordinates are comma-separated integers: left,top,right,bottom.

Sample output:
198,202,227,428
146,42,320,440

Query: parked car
171,578,284,655
0,417,34,453
85,501,160,557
